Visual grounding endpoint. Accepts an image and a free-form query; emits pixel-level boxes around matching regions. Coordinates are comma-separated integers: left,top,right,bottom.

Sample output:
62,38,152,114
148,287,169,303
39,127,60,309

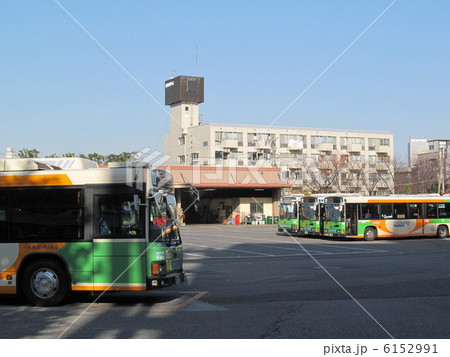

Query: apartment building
163,76,394,196
399,138,450,194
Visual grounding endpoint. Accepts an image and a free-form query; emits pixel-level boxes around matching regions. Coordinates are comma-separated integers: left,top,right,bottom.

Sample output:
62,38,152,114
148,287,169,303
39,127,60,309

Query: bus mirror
148,190,167,199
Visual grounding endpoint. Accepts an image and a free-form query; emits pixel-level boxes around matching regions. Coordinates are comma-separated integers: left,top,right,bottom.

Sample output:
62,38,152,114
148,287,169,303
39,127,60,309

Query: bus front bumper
300,230,320,236
147,271,186,289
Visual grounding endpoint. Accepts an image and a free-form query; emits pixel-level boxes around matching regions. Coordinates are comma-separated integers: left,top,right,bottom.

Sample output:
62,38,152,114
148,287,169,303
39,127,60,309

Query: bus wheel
437,225,448,239
22,260,69,307
364,227,377,241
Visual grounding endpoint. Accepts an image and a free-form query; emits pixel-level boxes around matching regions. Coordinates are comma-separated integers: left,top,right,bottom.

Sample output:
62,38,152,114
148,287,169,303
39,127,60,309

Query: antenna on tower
195,46,199,75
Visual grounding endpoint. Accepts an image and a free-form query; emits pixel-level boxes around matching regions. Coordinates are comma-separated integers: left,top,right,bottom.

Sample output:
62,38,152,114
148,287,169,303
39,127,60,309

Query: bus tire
437,225,448,239
21,259,69,307
364,227,377,241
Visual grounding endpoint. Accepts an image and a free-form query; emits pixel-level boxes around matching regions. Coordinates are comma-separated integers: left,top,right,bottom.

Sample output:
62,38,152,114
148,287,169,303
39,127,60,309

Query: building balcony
347,143,363,152
375,162,390,171
347,161,364,170
256,140,271,149
317,142,334,151
222,139,239,148
287,162,302,170
375,145,390,153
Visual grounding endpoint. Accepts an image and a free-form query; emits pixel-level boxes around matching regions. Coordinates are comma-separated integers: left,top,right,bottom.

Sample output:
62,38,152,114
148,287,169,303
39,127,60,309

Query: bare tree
302,154,343,193
415,153,439,193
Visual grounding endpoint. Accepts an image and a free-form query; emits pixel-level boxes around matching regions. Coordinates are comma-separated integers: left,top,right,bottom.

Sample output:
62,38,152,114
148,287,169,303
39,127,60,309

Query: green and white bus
298,196,325,237
0,157,185,306
323,195,450,241
278,195,302,234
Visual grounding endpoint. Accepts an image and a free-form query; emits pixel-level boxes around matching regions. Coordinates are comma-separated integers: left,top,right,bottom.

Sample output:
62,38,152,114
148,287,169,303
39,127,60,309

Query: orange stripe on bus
0,243,66,281
0,174,72,187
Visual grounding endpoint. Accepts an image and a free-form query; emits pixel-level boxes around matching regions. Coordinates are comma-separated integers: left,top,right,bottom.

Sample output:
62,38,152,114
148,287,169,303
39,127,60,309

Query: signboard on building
165,76,204,105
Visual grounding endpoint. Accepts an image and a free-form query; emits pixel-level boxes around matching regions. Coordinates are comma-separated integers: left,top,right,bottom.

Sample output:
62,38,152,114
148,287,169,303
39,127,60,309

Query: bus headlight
152,262,167,276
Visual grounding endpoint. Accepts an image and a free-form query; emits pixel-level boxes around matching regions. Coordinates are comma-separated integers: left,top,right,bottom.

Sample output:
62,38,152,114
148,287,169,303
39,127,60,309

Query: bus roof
341,194,450,204
0,159,172,190
0,158,98,172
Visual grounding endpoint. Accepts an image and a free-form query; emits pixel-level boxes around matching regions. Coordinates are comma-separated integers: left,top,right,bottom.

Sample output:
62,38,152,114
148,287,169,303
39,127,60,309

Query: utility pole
444,144,448,193
438,145,444,195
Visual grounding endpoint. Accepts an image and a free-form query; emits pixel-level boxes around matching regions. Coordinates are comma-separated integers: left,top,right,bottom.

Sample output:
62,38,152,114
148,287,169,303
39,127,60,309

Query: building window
369,138,390,149
178,135,185,146
191,153,199,165
215,131,223,145
340,137,365,150
247,133,257,147
203,141,208,147
311,136,337,149
250,202,264,214
178,155,185,164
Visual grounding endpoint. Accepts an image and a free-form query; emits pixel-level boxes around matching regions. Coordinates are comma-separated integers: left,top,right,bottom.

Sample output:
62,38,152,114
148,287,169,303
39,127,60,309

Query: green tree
105,152,136,163
14,148,137,165
18,148,40,158
84,153,106,165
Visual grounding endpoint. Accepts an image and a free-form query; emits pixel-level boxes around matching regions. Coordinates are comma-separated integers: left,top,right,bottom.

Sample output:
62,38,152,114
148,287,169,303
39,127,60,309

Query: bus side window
408,203,420,219
438,203,450,218
426,203,437,219
380,204,393,219
361,203,379,219
7,188,83,241
97,195,144,238
393,203,407,219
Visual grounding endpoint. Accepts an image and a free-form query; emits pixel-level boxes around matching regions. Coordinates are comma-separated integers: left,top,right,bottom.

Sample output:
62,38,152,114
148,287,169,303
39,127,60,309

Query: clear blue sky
1,0,449,162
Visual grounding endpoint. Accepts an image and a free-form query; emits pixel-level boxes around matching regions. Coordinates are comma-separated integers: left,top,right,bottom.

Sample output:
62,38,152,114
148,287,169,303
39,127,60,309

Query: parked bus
298,196,325,237
322,195,450,241
0,157,185,306
278,195,302,234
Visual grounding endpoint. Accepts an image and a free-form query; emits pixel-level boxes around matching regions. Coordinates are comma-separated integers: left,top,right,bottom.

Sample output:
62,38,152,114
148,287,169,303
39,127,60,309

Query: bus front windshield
301,203,317,221
324,204,344,222
150,192,181,244
280,203,297,220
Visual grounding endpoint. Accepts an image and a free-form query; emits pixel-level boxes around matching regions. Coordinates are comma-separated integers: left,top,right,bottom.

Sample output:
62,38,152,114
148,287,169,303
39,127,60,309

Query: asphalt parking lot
1,224,450,339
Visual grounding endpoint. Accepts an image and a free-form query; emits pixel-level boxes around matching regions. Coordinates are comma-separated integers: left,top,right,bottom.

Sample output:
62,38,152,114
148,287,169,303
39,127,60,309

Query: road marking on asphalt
151,291,208,310
182,234,390,260
73,291,209,311
183,232,390,253
185,242,276,257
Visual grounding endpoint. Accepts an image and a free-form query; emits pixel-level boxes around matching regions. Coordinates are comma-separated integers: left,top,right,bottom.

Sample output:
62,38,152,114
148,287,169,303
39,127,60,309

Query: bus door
408,203,424,236
346,204,358,236
319,202,326,235
423,203,439,235
91,188,147,291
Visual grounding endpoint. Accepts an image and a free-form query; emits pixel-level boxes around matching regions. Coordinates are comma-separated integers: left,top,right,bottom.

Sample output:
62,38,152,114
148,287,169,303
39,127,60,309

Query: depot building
163,165,291,224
